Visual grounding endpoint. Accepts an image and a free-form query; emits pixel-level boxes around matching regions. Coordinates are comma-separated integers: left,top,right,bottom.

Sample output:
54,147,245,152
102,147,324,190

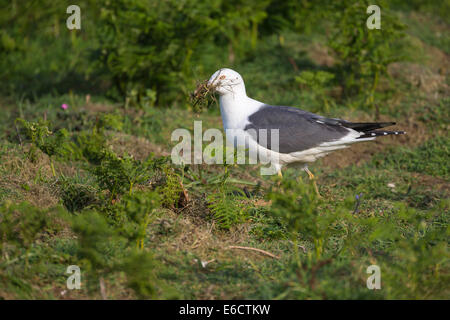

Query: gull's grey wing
244,105,352,154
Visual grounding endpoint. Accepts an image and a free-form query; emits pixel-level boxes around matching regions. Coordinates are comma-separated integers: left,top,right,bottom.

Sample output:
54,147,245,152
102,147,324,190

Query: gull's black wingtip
342,121,397,132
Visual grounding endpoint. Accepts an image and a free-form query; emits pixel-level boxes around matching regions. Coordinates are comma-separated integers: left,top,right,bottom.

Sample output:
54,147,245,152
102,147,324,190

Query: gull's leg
304,166,321,197
276,169,283,187
277,170,283,178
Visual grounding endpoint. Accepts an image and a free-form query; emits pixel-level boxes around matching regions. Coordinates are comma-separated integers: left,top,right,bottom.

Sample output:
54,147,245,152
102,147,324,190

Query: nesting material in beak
190,79,218,112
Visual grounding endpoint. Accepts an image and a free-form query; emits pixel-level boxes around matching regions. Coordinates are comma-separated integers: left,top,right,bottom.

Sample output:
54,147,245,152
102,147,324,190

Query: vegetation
0,1,448,300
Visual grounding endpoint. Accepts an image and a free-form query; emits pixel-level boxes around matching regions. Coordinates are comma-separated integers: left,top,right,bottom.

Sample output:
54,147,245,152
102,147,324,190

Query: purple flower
61,104,68,110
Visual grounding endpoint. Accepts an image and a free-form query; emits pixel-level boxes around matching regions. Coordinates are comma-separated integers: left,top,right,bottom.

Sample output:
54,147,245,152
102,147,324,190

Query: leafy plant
159,165,184,209
0,202,65,260
327,1,406,105
119,250,161,299
77,129,109,165
15,118,73,176
295,70,335,112
59,178,98,213
71,201,170,298
0,1,101,98
96,112,124,132
71,210,118,272
76,112,123,164
207,185,252,229
379,201,450,299
96,0,214,104
113,190,162,249
268,178,357,260
92,152,154,200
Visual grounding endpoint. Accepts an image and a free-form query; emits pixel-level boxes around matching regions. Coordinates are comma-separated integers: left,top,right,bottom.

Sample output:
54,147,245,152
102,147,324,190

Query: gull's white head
207,68,246,96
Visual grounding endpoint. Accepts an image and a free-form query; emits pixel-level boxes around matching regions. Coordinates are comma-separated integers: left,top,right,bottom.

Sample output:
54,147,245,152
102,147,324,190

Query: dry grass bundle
190,80,218,112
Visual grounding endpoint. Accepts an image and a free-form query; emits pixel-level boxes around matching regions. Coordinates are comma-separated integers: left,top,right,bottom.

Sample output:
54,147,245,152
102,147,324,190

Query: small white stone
194,258,215,268
387,183,395,188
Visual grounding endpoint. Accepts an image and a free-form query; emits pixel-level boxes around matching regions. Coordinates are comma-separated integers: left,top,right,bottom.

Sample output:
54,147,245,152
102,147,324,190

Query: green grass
372,136,449,179
399,11,450,54
1,93,448,299
0,5,449,300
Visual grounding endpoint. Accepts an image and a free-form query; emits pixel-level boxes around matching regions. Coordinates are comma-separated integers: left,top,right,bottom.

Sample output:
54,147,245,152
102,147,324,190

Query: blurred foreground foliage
0,0,418,110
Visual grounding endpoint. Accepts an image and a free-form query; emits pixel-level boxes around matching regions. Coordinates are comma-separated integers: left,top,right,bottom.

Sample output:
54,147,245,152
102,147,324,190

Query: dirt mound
0,149,59,208
307,43,335,67
110,132,169,160
388,62,448,94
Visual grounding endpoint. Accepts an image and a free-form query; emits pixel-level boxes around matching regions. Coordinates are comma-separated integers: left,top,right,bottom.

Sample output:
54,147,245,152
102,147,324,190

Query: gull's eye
219,75,226,80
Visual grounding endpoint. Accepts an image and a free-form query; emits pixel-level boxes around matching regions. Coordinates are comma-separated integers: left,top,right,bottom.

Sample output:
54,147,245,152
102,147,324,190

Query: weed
15,118,74,176
59,178,98,213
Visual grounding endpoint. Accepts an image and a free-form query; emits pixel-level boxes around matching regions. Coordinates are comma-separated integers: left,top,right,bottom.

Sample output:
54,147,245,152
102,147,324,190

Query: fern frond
206,186,252,229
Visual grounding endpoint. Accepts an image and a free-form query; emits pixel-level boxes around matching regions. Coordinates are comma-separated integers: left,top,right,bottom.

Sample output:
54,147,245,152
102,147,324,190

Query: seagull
206,68,405,194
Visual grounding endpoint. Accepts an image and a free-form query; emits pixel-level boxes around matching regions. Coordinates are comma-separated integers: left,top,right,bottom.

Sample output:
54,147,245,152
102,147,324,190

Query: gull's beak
205,82,214,92
207,70,221,90
206,80,216,92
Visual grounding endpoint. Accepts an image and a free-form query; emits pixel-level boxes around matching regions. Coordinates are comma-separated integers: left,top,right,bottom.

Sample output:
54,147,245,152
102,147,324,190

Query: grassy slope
0,12,449,300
